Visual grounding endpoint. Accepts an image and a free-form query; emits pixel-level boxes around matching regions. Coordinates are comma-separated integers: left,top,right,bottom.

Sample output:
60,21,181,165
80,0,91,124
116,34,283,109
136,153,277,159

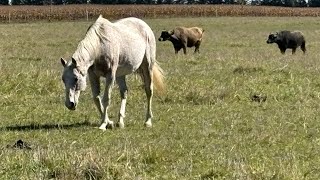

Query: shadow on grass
0,121,97,132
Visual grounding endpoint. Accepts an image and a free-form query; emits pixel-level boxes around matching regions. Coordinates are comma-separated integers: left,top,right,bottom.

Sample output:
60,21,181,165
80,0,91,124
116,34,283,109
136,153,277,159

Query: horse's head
60,58,87,110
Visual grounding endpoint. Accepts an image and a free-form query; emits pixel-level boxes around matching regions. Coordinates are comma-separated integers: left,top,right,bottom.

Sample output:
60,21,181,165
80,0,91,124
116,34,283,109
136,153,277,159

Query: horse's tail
152,61,165,95
143,25,165,95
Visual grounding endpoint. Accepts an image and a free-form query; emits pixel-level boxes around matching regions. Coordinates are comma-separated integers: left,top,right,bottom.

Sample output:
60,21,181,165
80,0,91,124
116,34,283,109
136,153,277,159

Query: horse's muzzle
65,102,76,111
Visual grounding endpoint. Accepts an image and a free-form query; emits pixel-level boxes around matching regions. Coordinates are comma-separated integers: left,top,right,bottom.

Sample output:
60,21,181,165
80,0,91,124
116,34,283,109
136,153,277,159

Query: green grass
1,17,320,179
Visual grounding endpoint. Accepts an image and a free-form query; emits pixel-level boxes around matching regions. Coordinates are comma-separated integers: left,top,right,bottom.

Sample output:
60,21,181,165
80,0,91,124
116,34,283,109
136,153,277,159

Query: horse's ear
72,58,77,66
61,58,67,67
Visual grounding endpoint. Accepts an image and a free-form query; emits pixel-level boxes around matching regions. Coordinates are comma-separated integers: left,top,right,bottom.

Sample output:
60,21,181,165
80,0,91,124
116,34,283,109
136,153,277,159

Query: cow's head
267,33,279,44
158,30,173,41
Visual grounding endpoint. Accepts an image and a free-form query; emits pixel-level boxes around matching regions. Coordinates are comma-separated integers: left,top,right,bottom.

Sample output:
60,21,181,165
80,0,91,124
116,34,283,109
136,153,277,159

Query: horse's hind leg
116,76,128,128
139,60,153,127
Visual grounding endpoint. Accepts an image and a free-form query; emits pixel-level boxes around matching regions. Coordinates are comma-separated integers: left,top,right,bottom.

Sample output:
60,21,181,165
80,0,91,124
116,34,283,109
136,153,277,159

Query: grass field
1,16,320,179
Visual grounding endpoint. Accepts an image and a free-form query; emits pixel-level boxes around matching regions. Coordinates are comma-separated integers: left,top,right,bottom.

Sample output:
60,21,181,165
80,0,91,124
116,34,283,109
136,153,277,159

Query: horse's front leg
99,73,116,131
88,68,104,118
116,76,128,128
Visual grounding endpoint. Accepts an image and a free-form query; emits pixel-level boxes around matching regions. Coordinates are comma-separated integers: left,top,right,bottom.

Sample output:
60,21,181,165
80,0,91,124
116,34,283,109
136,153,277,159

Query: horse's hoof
144,121,152,128
98,127,107,131
107,121,114,129
117,122,125,129
99,123,107,131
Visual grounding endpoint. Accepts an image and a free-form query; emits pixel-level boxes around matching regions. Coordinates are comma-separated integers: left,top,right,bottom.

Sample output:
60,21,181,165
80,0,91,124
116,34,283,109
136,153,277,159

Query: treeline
1,0,320,7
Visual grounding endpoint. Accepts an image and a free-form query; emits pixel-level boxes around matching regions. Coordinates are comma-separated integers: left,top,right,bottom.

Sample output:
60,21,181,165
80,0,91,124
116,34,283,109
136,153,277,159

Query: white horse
60,15,165,131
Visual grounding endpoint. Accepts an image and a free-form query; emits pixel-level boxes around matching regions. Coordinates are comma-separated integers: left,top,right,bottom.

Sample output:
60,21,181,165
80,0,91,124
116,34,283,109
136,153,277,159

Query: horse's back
107,17,156,77
113,17,156,56
115,17,152,33
114,17,155,43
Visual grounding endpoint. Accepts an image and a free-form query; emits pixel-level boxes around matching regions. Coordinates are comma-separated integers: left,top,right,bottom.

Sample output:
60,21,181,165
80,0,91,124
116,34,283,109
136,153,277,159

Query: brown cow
158,27,204,54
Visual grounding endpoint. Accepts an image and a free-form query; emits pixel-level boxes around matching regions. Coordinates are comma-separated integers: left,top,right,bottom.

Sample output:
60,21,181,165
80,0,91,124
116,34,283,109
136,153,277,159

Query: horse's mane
72,15,109,68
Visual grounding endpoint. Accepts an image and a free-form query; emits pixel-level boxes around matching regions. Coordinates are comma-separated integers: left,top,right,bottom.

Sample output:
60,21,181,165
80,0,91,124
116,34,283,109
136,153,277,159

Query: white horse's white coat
61,15,164,130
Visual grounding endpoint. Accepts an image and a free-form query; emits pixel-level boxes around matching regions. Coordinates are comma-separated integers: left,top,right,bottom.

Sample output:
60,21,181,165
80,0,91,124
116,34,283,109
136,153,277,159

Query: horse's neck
74,19,113,75
73,39,102,75
72,51,95,75
77,60,92,76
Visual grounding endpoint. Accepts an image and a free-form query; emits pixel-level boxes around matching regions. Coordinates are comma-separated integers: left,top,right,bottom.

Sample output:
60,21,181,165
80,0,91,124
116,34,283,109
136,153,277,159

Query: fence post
86,9,89,21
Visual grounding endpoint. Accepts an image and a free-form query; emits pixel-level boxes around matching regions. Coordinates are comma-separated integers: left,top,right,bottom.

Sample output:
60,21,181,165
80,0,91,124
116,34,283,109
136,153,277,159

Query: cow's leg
175,46,183,54
194,41,201,53
292,48,297,54
181,39,187,55
174,48,179,54
116,76,128,128
88,67,104,119
182,45,187,55
301,42,306,54
278,45,286,54
280,48,286,54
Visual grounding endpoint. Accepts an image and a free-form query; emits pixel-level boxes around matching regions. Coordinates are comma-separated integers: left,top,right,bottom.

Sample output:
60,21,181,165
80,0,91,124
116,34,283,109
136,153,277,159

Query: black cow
267,31,306,54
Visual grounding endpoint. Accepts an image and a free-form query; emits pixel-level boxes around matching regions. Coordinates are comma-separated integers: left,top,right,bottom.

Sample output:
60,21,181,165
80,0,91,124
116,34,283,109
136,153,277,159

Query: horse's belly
116,52,144,77
116,64,139,77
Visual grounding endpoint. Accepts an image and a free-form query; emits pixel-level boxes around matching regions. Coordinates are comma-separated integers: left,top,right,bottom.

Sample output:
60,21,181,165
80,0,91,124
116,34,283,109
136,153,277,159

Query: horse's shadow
1,121,97,132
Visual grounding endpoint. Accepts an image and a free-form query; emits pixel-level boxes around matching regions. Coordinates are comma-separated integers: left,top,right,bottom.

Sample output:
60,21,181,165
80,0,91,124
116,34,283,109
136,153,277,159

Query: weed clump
233,66,264,75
